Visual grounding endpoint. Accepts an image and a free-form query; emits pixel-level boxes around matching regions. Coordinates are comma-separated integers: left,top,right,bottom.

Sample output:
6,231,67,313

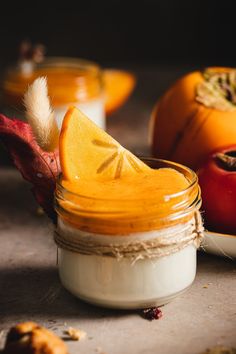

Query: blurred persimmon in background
150,67,236,170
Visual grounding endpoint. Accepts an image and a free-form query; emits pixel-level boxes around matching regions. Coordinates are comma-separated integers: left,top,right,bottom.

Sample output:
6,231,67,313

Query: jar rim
56,157,199,203
55,157,201,234
5,56,102,77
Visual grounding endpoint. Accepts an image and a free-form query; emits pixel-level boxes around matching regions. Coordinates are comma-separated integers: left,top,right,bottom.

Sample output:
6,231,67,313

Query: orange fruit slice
59,106,150,181
103,70,136,115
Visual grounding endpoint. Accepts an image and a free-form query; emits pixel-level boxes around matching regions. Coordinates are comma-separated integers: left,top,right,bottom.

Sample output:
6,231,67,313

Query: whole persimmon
150,67,236,170
198,146,236,235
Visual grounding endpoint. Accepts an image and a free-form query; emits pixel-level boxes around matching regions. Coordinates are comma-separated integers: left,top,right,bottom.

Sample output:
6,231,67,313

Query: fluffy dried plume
24,77,59,151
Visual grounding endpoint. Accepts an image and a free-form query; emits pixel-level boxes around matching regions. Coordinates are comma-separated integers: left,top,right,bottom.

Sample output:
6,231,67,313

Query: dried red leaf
0,114,61,223
142,307,163,321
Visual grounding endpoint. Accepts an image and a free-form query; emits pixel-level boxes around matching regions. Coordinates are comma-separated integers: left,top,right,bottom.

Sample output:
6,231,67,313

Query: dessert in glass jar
54,107,203,309
2,57,105,129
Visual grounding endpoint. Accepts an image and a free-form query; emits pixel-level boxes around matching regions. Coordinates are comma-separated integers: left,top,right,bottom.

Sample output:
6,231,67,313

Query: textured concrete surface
0,68,236,353
0,169,235,354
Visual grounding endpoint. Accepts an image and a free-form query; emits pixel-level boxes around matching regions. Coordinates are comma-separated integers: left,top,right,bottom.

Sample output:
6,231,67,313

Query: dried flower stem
24,77,59,151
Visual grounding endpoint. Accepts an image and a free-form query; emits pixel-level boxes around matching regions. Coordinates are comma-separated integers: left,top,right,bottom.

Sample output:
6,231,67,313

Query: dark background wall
0,0,236,69
1,0,236,165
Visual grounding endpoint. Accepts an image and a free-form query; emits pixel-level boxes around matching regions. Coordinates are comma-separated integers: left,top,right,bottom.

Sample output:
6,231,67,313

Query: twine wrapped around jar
54,212,204,262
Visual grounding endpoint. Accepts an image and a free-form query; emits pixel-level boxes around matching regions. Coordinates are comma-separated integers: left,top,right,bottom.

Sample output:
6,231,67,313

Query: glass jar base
61,281,193,309
58,244,196,310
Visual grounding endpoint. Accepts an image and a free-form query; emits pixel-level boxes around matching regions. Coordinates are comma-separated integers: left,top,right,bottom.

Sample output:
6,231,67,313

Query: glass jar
54,158,203,309
1,57,105,129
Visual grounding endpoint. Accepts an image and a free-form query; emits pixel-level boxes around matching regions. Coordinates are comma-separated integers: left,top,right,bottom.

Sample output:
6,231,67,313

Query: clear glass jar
54,158,202,309
1,57,105,129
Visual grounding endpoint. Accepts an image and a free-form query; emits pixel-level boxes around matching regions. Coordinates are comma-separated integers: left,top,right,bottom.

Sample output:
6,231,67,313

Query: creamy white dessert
56,97,105,130
56,217,197,309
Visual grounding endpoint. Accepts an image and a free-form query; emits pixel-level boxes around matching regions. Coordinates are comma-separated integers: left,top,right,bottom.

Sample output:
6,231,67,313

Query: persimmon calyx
215,151,236,171
196,69,236,111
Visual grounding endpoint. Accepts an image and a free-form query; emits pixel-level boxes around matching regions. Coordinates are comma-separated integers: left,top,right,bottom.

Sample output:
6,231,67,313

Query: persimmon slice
59,106,150,181
104,70,136,115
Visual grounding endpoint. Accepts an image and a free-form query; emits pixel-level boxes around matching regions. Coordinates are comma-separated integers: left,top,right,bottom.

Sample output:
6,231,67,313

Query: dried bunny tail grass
24,77,59,151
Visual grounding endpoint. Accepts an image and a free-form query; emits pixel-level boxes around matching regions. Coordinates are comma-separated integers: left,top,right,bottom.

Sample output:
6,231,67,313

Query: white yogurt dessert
56,217,198,309
56,97,105,130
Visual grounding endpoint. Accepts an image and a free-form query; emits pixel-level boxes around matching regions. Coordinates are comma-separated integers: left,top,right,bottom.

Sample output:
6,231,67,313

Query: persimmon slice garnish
59,106,150,181
104,70,136,115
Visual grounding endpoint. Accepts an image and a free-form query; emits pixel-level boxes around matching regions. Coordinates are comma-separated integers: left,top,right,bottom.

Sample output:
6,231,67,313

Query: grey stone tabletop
0,68,235,354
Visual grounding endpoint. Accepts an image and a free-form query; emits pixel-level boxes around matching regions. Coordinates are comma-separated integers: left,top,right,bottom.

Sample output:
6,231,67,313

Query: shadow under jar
54,158,203,309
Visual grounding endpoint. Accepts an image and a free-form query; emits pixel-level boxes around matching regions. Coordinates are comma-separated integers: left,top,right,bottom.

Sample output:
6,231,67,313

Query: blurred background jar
1,42,105,129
